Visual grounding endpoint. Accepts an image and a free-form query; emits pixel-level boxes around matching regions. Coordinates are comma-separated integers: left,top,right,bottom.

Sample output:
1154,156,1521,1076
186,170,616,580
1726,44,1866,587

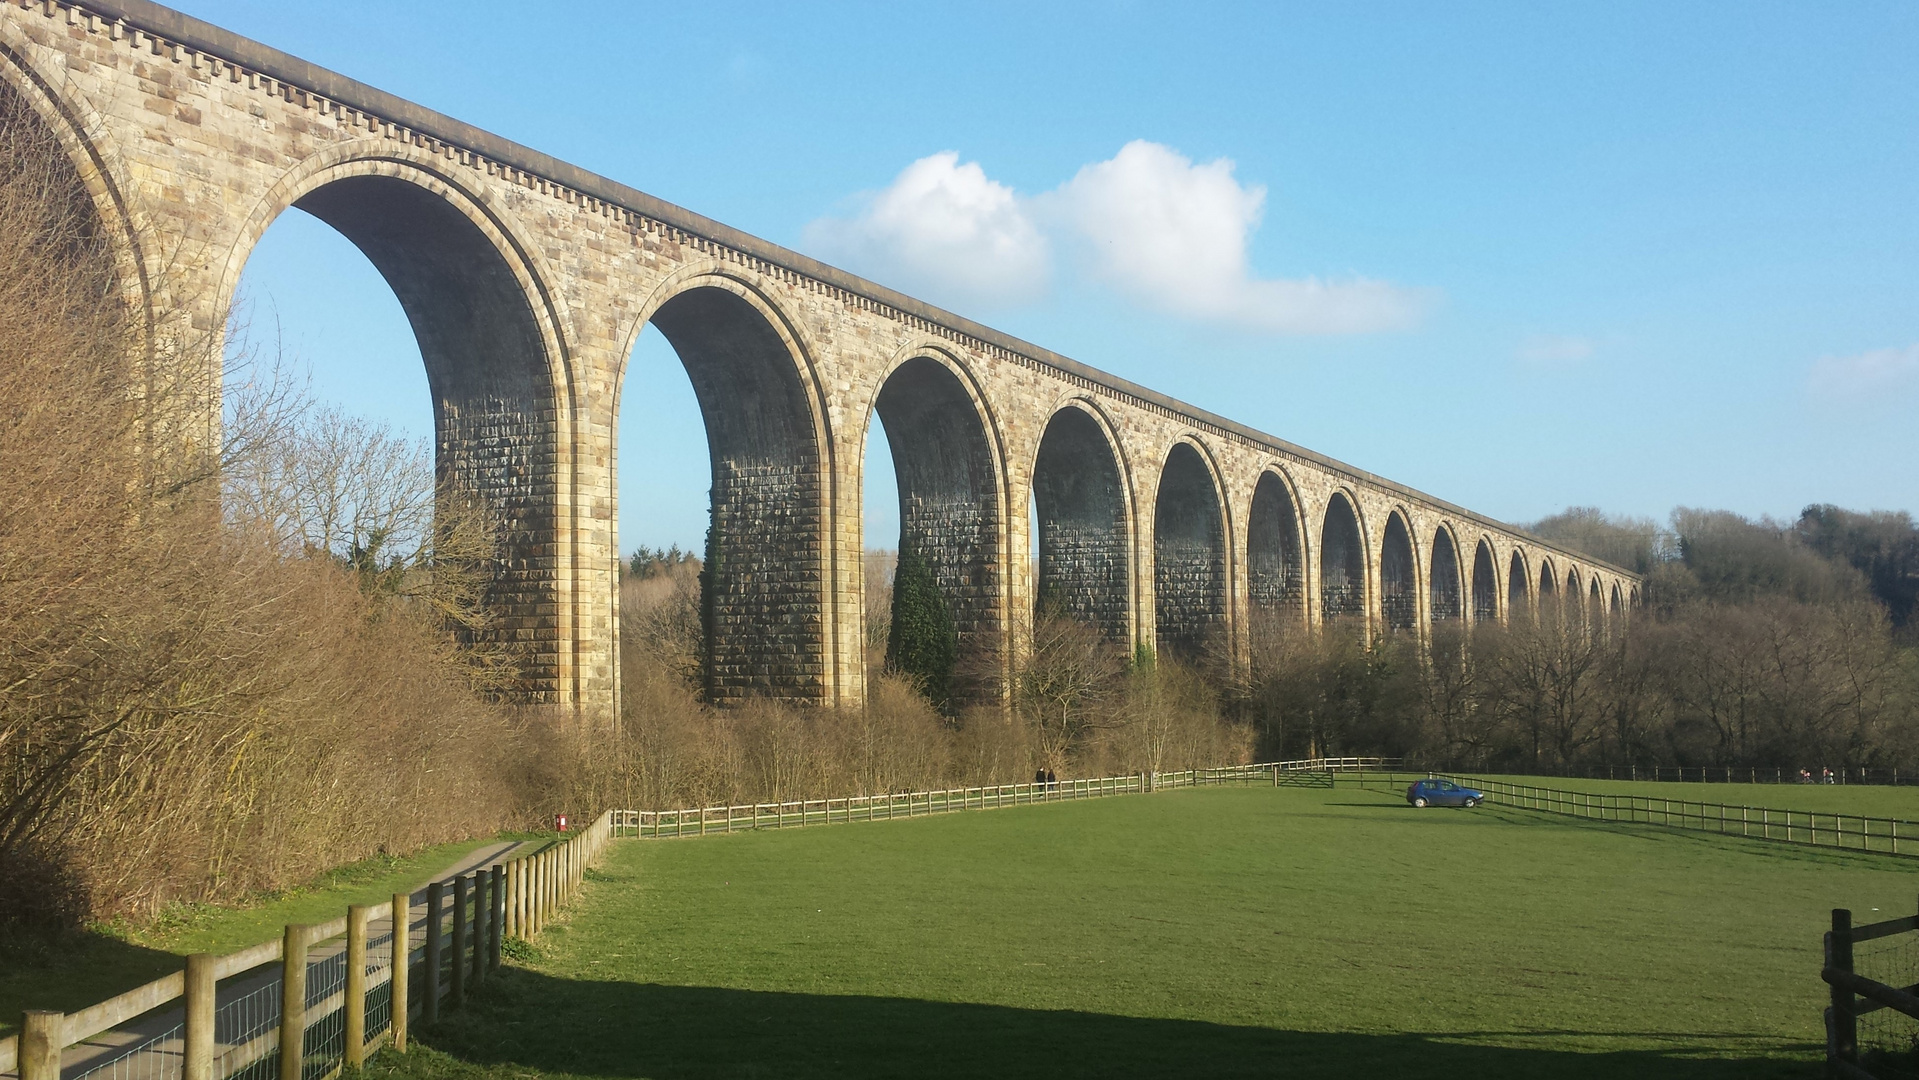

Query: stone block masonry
0,0,1640,722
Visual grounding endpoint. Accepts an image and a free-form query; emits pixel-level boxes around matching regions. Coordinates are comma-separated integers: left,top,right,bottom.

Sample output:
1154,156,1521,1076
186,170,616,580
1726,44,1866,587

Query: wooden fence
1,810,616,1080
613,758,1398,839
1353,772,1919,859
1565,765,1913,787
6,756,1392,1080
1823,900,1919,1079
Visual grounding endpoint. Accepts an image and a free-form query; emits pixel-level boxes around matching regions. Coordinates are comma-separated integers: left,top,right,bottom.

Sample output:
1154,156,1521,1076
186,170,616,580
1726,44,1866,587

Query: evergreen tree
887,545,957,705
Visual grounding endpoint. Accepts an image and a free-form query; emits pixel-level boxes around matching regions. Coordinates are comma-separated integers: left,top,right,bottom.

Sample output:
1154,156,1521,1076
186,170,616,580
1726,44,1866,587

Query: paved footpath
50,840,540,1080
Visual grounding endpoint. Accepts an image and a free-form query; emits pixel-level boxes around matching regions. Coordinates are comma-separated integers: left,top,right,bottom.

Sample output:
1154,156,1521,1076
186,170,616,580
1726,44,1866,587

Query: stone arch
1319,491,1366,623
1429,525,1463,624
1471,539,1499,623
0,32,150,316
1247,468,1306,650
1507,550,1531,621
866,348,1007,700
1610,582,1623,620
1380,510,1418,632
1538,557,1558,606
1031,401,1132,644
221,152,576,701
1589,576,1604,637
1153,439,1228,662
628,275,833,705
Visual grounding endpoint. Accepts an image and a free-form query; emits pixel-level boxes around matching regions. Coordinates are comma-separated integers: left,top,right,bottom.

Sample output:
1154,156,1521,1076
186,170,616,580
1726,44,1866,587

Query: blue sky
214,0,1919,555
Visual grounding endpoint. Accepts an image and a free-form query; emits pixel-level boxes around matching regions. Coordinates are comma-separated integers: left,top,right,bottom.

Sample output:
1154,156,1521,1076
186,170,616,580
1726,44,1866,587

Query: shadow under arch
636,280,832,705
1471,538,1498,623
1380,511,1417,632
218,158,571,700
1537,557,1558,616
1031,402,1131,644
1152,440,1227,662
1507,550,1531,621
1429,525,1463,624
1247,469,1306,651
868,351,1006,702
0,38,149,319
1319,491,1366,624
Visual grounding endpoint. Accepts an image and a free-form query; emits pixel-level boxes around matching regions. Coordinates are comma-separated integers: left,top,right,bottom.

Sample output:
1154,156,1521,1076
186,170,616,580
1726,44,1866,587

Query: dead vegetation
0,92,520,926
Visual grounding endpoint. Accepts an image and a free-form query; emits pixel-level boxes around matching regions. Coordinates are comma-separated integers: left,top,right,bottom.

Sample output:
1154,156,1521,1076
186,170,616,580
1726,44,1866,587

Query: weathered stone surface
0,0,1640,722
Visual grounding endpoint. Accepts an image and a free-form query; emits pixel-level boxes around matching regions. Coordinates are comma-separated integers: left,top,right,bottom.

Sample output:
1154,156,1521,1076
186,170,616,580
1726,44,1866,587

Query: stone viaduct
1,0,1639,720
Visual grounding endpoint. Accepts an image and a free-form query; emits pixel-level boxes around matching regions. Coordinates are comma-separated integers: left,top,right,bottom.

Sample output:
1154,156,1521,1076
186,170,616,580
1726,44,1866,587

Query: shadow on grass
0,928,182,1035
388,968,1820,1080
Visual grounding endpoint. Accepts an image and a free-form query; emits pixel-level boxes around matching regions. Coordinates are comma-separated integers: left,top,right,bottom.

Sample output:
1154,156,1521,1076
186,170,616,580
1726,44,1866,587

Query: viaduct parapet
0,0,1640,717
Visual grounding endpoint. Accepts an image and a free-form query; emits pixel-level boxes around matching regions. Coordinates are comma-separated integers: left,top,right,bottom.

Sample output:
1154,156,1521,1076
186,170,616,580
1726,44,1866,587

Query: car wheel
1412,797,1428,808
1462,797,1477,808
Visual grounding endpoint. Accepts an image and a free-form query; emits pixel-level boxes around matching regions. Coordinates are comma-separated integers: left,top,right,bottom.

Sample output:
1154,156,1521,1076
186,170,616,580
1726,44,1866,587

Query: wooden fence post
1829,908,1857,1065
19,1010,62,1080
504,860,518,939
279,925,308,1080
469,872,487,988
391,891,410,1053
345,905,367,1068
490,864,504,970
450,875,468,1008
183,954,214,1080
423,882,443,1024
536,850,549,931
537,850,550,932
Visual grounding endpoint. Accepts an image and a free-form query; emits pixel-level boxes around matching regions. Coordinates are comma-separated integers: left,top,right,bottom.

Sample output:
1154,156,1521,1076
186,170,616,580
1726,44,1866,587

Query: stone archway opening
1472,540,1498,624
1319,493,1365,623
1537,559,1558,619
1248,472,1305,654
234,172,561,697
1429,527,1462,624
864,356,1003,704
1152,442,1226,663
1589,577,1605,638
631,285,829,706
1031,406,1130,644
1381,512,1417,632
1508,552,1530,622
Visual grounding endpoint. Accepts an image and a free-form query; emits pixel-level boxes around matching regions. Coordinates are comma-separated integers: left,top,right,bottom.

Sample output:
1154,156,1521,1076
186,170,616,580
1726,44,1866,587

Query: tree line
1241,506,1919,774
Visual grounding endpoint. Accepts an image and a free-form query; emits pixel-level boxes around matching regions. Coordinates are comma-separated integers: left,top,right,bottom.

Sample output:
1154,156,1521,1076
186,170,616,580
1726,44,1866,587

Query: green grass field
378,783,1919,1080
0,836,524,1036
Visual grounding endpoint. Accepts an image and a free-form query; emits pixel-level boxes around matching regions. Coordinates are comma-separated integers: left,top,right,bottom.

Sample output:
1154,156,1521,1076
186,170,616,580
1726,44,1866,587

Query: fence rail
612,758,1399,839
8,756,1394,1080
1823,901,1919,1079
1545,765,1915,787
3,810,617,1080
1354,772,1919,859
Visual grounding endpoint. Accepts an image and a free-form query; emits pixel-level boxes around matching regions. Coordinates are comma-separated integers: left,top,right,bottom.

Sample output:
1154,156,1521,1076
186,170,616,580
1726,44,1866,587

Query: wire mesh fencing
1855,924,1919,1067
67,1024,182,1080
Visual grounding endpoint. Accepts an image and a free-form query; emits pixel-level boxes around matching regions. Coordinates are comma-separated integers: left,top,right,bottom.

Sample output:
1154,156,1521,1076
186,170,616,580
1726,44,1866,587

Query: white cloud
804,140,1430,333
1809,343,1919,401
802,151,1049,309
1516,334,1596,366
1045,140,1431,334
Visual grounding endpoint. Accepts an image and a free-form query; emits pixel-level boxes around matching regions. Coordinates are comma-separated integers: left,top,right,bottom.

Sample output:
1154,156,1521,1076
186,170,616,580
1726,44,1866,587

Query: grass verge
0,835,541,1034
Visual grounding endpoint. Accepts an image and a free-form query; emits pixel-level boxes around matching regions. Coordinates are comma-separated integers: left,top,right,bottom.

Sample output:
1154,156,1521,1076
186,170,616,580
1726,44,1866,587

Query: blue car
1406,778,1485,808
